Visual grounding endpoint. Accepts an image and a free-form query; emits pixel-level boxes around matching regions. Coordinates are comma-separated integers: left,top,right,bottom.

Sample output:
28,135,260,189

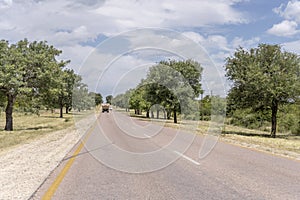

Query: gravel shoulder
0,114,96,200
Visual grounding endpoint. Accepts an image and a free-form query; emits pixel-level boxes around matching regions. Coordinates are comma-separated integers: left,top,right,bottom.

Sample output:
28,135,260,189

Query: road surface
32,111,300,199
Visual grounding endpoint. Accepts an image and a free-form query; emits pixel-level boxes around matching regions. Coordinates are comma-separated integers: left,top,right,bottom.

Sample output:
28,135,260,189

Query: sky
1,0,300,97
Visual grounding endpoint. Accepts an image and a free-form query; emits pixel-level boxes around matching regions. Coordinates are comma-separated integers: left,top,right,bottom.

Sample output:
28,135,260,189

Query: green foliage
199,95,211,118
277,102,300,135
106,95,113,104
0,91,6,109
127,59,203,122
112,90,131,109
199,95,226,120
228,108,270,129
94,93,103,106
227,102,300,134
72,75,94,112
0,39,91,130
0,39,70,130
225,44,300,137
129,86,150,114
112,59,203,122
62,69,77,112
159,59,203,96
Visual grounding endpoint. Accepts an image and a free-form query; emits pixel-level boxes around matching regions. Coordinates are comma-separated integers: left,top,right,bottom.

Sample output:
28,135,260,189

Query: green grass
0,109,95,152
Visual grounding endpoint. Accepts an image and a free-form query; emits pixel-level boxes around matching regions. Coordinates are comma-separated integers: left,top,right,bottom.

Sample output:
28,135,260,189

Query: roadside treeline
112,44,300,137
0,39,103,131
113,59,205,123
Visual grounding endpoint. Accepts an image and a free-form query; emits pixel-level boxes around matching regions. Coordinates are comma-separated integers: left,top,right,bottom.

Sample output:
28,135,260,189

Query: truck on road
102,104,110,113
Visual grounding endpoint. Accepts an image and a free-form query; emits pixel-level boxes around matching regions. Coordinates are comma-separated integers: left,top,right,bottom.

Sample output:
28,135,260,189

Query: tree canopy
225,44,300,137
0,39,69,130
106,95,113,104
113,59,203,123
0,39,98,130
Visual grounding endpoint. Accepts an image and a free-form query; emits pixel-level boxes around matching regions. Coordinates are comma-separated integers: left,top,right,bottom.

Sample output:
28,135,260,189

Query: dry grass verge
129,111,300,160
221,124,300,159
0,109,94,152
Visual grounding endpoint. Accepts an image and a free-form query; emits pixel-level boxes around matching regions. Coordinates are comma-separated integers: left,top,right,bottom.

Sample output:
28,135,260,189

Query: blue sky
1,0,300,96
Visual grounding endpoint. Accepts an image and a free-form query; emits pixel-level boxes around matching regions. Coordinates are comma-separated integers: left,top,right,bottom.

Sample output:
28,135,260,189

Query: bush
278,103,300,135
228,108,270,130
227,103,300,134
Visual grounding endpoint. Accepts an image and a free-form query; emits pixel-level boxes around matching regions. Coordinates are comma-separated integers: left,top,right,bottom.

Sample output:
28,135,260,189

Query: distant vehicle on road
102,104,110,113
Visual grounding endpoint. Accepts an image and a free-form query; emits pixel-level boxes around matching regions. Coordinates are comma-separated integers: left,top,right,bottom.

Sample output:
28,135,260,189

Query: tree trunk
5,94,15,131
146,111,149,118
66,106,69,114
271,100,278,138
151,111,154,118
167,111,171,119
60,105,63,118
156,110,159,119
173,109,177,123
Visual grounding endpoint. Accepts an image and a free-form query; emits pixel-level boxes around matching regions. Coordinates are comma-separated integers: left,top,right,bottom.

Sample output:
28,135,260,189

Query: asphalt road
33,111,300,200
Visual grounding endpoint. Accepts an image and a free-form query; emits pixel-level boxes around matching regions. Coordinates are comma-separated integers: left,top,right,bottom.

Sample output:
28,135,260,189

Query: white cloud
182,31,205,43
183,31,261,67
282,40,300,54
270,1,300,37
58,44,95,73
94,0,247,30
53,26,96,46
0,0,12,9
267,20,298,36
0,0,249,96
0,0,248,65
182,31,261,95
0,0,247,42
274,0,300,23
77,29,230,96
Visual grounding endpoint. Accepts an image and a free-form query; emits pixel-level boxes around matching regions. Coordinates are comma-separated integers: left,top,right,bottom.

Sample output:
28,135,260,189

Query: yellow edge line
42,123,96,200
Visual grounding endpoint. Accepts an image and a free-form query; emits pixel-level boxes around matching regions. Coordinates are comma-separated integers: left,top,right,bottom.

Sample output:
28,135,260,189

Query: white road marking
144,134,152,138
174,151,200,165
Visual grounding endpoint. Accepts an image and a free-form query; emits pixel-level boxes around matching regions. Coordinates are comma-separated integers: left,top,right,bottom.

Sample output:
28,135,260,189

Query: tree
144,59,203,123
144,82,177,120
225,44,300,137
0,90,5,112
112,93,126,108
106,95,113,104
72,75,93,112
0,39,67,131
63,69,77,114
199,95,211,120
129,85,150,115
112,90,132,111
94,93,103,106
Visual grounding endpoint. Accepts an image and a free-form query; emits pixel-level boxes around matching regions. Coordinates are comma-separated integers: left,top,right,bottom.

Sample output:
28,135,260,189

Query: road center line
174,151,200,165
